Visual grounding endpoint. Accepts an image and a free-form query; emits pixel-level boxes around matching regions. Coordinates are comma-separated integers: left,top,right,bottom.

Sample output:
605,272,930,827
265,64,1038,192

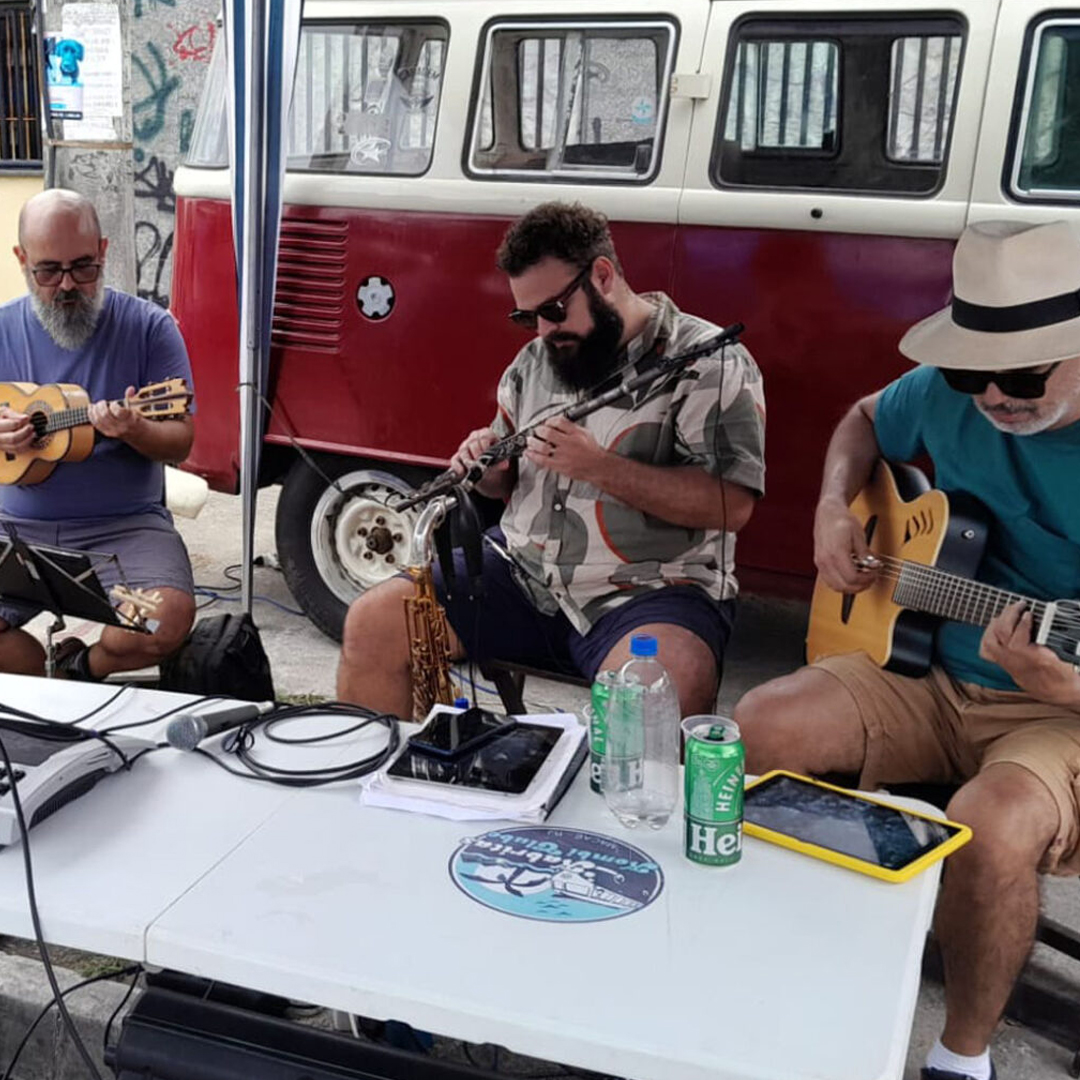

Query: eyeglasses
508,265,591,330
30,262,102,287
940,363,1060,400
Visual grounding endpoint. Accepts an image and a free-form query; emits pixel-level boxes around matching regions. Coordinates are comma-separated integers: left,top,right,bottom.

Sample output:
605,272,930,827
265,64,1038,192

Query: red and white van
172,0,1080,638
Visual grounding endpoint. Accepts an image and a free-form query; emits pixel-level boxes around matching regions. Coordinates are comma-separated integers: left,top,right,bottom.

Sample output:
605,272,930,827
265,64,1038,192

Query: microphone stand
395,322,744,512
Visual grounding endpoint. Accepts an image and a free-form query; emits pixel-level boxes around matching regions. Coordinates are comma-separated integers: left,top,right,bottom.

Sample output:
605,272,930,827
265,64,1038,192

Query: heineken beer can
586,669,618,793
682,716,745,866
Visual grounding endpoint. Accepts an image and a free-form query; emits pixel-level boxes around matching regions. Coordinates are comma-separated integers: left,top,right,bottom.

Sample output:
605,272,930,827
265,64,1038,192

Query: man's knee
946,764,1059,873
733,668,865,777
734,679,805,771
342,578,412,660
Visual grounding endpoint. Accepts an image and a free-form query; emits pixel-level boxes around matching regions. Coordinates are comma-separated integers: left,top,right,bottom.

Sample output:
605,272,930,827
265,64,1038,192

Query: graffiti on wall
132,2,218,307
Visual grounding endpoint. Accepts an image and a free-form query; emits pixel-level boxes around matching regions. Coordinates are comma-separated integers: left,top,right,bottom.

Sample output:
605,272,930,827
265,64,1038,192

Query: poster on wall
44,34,85,120
47,3,123,140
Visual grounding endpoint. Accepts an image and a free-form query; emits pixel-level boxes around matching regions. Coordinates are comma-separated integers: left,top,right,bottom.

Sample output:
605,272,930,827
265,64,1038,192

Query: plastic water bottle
603,634,680,829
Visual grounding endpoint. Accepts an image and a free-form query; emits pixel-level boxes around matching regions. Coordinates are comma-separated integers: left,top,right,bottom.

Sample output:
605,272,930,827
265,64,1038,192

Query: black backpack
159,612,275,702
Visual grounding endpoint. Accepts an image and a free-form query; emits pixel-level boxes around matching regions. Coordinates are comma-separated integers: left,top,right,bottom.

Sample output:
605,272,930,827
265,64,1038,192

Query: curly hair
495,201,623,277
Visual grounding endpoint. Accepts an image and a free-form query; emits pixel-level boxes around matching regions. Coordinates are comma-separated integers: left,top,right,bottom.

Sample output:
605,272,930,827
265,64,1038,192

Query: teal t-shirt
874,366,1080,690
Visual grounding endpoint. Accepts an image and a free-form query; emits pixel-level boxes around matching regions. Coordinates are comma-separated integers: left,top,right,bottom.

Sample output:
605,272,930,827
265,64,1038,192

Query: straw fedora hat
899,219,1080,371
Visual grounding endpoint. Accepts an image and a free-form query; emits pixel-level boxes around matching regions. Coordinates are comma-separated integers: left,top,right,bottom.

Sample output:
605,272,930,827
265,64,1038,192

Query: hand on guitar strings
88,385,140,440
979,601,1080,707
0,406,35,453
813,498,880,594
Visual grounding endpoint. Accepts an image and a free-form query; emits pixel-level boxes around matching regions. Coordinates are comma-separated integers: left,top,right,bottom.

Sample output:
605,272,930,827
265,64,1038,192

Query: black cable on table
190,701,400,787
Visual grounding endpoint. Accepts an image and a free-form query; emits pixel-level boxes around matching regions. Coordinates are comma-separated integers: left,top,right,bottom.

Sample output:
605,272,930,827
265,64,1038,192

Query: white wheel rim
308,470,418,604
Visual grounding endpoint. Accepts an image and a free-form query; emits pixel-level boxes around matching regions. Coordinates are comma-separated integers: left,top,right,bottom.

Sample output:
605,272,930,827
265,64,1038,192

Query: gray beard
29,286,105,351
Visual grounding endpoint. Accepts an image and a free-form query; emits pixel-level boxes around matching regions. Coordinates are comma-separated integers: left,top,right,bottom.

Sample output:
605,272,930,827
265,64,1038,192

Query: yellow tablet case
742,770,972,883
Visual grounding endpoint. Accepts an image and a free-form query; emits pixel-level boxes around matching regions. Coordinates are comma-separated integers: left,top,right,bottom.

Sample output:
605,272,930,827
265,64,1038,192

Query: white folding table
0,676,941,1080
0,674,368,959
146,758,940,1080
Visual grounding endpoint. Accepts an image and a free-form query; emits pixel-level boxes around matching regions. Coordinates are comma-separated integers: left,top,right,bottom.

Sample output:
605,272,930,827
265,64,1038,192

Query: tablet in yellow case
742,771,972,883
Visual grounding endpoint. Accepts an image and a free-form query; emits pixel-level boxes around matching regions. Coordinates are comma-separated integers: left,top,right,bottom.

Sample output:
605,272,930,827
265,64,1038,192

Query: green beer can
586,670,618,794
682,716,745,866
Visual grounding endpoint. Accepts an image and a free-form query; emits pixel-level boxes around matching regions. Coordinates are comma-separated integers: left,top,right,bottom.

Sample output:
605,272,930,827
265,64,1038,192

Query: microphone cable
0,962,142,1080
189,700,400,787
0,731,106,1080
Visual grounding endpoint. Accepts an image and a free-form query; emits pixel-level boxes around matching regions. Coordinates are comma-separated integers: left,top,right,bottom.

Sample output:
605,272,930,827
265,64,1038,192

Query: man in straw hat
734,219,1080,1080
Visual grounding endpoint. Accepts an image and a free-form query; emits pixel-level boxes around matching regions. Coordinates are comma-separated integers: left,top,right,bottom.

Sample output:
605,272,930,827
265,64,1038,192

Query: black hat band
952,288,1080,333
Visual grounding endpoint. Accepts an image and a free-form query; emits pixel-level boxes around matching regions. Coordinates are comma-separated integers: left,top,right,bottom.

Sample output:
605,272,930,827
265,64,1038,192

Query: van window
468,19,676,182
1010,19,1080,200
184,20,448,174
724,40,839,153
715,16,964,194
288,21,448,175
187,27,228,168
887,35,960,163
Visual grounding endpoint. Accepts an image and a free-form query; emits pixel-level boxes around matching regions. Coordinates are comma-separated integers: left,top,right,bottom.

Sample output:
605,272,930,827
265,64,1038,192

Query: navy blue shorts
432,530,734,681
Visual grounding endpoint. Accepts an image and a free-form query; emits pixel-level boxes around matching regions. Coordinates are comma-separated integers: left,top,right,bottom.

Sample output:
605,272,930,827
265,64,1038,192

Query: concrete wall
0,175,44,304
44,0,219,306
129,0,219,307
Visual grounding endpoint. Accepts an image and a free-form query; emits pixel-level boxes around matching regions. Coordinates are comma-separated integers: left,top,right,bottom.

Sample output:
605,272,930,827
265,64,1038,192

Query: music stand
0,527,150,678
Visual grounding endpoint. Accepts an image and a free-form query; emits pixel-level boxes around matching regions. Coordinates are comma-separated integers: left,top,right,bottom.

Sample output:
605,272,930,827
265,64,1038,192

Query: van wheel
275,455,426,641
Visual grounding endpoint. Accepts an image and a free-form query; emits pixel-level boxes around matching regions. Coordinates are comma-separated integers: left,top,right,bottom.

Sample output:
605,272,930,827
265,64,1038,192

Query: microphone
165,700,274,751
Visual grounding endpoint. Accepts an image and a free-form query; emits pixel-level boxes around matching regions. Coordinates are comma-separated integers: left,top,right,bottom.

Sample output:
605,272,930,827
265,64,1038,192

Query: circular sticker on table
449,826,663,923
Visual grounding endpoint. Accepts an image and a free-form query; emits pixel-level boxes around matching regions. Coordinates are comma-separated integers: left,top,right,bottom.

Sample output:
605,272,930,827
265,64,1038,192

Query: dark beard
543,281,625,394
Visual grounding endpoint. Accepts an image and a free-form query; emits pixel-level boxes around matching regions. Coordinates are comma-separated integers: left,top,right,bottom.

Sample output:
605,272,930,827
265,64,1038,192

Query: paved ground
4,484,1080,1079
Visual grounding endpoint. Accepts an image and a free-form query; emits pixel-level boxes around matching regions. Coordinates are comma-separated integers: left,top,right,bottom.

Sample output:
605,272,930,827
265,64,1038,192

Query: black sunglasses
508,265,591,331
940,362,1060,400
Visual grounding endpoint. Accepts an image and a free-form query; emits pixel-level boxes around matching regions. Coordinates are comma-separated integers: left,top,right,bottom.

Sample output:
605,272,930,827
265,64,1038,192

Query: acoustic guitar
0,379,191,485
806,459,1080,677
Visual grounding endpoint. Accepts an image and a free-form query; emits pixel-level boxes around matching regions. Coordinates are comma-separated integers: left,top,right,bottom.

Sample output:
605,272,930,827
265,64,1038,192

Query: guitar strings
855,553,1080,653
40,389,189,434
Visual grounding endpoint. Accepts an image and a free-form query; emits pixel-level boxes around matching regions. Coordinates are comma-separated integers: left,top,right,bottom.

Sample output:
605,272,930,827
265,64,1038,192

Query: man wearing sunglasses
0,188,196,681
734,220,1080,1080
339,201,765,719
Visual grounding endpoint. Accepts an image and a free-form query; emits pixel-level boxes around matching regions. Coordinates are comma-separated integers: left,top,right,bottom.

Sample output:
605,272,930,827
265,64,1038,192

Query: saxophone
403,496,456,720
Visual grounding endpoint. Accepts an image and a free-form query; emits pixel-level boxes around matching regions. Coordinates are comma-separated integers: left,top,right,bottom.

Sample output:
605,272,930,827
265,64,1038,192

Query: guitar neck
892,561,1047,630
44,399,119,434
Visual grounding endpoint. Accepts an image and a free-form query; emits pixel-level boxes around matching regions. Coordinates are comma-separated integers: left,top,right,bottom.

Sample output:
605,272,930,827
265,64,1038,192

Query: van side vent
272,218,348,352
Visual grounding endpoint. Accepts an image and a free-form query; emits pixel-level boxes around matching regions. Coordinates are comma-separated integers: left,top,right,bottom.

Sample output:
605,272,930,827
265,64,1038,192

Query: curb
0,952,136,1080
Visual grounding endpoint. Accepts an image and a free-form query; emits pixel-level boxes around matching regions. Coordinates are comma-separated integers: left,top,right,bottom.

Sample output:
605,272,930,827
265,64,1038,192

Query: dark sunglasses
508,265,591,331
940,362,1060,400
30,261,102,287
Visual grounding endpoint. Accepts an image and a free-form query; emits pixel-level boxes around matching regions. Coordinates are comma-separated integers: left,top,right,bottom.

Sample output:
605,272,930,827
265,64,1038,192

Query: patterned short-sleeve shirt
490,292,766,634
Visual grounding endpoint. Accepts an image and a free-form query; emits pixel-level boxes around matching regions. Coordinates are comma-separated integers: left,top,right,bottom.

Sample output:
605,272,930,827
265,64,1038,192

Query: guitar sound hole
29,410,49,444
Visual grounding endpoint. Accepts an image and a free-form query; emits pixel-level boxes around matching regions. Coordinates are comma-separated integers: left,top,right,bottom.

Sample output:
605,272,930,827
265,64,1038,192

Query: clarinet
395,322,744,511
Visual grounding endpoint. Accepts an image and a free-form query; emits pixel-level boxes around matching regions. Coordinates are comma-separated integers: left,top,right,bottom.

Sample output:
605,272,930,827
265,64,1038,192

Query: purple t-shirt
0,289,194,520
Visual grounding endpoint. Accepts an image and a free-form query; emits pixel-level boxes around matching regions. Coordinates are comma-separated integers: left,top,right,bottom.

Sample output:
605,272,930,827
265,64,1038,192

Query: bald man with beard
0,188,196,680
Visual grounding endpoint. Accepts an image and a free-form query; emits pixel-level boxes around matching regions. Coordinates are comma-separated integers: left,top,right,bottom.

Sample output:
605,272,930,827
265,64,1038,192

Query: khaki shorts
815,652,1080,875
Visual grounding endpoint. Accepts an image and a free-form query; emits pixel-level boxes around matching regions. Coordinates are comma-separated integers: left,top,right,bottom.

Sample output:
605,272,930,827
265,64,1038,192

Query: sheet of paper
58,3,123,139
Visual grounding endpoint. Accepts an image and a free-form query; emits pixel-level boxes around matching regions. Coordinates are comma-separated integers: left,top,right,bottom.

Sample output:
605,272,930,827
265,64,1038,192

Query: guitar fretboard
892,561,1047,629
43,405,95,433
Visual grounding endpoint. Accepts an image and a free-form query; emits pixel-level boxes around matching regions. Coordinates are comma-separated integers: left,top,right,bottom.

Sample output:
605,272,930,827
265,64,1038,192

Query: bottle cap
629,633,657,658
453,696,469,709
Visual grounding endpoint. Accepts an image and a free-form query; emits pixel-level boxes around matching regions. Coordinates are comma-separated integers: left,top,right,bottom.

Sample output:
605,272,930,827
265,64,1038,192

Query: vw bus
172,0,1080,638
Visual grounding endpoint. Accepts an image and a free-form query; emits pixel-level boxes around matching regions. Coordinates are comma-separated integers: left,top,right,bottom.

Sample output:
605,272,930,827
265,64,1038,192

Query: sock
926,1037,992,1080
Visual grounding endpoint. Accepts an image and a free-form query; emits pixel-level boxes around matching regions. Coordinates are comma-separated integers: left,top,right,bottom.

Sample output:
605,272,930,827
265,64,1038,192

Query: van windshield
184,19,448,177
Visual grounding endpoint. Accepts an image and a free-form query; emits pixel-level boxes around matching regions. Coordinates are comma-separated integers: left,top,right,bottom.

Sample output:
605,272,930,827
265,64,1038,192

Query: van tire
275,454,428,642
